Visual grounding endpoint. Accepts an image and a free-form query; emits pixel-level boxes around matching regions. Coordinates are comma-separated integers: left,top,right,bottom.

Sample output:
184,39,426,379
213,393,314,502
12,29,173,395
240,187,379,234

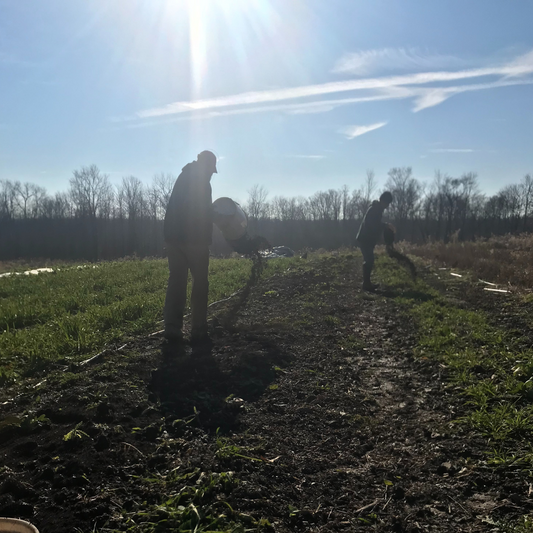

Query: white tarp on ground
0,264,98,279
0,267,55,278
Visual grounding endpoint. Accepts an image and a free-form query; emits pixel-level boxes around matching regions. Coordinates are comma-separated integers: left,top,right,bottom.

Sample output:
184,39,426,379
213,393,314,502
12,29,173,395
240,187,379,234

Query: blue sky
1,0,532,204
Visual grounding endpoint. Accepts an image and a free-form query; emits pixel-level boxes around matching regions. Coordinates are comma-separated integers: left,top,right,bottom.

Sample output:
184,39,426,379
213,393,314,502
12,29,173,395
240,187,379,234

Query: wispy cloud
340,122,387,139
412,78,533,111
122,92,408,129
124,49,533,126
137,62,533,119
286,104,335,115
332,48,465,76
430,148,474,153
289,155,326,159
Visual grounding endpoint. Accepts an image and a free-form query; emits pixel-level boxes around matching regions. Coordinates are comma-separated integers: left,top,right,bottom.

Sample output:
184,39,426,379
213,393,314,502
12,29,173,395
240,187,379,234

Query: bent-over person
355,191,393,291
163,150,218,343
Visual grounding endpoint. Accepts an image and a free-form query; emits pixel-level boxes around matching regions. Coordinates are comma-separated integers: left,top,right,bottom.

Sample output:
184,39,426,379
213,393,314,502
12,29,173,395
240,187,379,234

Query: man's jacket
356,200,386,246
164,162,213,245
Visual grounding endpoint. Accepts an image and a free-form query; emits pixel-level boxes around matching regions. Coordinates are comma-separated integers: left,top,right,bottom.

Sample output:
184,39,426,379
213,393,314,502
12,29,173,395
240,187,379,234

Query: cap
198,150,218,173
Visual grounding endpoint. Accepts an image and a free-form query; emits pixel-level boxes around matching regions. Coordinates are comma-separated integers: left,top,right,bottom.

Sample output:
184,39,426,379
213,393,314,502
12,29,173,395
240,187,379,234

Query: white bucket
0,518,39,533
212,197,248,241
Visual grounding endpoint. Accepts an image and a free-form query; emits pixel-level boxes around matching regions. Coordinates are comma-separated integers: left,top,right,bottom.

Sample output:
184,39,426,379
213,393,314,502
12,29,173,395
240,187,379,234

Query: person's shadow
150,334,291,434
378,286,436,302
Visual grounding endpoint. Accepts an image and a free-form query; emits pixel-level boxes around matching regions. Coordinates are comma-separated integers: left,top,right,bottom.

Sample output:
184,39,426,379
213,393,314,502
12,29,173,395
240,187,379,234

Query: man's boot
191,323,210,345
362,263,378,291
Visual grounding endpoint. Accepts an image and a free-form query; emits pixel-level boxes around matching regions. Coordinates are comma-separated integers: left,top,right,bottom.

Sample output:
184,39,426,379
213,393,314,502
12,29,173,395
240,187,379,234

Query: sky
1,0,532,204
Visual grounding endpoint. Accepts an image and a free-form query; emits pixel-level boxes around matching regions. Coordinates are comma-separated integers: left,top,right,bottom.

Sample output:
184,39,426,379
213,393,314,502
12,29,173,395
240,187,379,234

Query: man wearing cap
355,191,393,291
163,150,218,343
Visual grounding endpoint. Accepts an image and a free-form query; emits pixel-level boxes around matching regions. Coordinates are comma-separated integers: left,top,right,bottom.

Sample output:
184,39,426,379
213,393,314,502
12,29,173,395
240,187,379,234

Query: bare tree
309,191,332,220
246,185,269,220
69,165,113,219
271,196,289,221
119,176,145,220
145,185,160,221
521,174,533,230
15,182,46,219
358,170,377,216
499,184,523,231
152,172,175,217
328,189,343,221
114,184,126,219
293,197,310,220
41,192,72,219
385,167,422,234
30,186,48,218
0,180,19,219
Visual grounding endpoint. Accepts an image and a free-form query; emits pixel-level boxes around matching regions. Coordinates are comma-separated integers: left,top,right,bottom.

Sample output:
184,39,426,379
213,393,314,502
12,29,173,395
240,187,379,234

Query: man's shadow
150,335,291,435
378,286,436,302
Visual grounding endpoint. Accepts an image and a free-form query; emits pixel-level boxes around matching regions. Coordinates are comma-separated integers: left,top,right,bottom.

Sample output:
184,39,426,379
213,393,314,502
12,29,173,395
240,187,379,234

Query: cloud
430,148,474,153
340,122,387,139
286,104,335,115
137,65,526,119
121,49,533,127
506,49,533,75
289,155,326,159
332,48,465,76
122,78,533,130
122,91,409,129
412,78,533,111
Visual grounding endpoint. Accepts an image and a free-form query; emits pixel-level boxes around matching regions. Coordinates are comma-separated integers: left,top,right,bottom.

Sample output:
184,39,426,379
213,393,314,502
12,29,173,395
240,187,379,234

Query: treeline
0,165,532,261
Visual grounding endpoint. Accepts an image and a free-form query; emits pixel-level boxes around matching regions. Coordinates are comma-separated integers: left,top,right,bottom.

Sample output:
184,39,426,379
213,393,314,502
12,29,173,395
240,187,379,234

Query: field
2,246,533,532
0,256,301,385
402,234,533,290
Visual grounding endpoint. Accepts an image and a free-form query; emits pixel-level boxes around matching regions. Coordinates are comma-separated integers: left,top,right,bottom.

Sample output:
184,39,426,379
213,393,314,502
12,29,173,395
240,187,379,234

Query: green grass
0,256,305,383
375,254,533,467
116,467,256,533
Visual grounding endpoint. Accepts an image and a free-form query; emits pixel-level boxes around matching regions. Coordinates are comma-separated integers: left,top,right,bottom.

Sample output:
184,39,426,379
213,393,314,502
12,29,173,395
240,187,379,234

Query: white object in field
0,517,39,532
450,272,462,277
212,197,248,241
260,246,295,259
483,288,509,294
0,267,54,278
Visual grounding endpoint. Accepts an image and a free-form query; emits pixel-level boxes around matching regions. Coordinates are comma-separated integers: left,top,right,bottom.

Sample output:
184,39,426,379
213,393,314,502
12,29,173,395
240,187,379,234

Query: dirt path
0,253,529,532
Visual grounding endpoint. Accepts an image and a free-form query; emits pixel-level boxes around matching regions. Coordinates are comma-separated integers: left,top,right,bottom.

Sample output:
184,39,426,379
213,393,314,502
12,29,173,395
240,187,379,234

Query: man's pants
358,242,375,284
164,243,209,337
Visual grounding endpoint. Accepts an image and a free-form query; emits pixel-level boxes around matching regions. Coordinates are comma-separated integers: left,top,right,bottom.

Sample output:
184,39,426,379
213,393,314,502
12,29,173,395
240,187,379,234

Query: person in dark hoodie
355,191,393,291
163,150,218,343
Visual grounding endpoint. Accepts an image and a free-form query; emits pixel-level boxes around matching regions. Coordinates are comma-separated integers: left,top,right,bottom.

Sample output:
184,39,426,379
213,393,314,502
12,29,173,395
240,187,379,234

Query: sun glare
186,0,208,99
182,0,286,98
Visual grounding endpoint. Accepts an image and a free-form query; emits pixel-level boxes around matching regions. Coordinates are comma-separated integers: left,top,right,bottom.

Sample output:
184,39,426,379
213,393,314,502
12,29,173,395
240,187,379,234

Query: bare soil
1,253,531,532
